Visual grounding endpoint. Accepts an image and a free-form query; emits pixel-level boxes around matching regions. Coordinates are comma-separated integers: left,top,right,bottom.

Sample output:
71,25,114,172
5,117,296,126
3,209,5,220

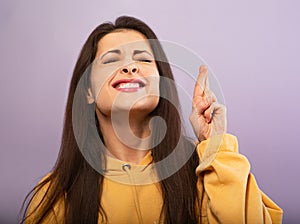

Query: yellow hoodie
27,134,283,223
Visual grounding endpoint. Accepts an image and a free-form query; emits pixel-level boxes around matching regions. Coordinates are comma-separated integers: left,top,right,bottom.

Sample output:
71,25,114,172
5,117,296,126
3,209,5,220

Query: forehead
97,29,152,55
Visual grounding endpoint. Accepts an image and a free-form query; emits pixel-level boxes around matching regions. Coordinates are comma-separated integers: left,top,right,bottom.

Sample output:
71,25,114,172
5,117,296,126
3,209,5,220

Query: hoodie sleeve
196,134,283,224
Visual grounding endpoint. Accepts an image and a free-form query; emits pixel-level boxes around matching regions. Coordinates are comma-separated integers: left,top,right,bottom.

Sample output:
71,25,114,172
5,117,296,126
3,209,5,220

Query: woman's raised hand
189,65,227,141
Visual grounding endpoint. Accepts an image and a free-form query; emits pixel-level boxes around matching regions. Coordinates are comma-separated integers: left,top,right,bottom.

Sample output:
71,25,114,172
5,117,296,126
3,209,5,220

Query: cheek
91,73,115,115
90,63,119,98
145,73,160,97
135,74,160,111
95,83,116,112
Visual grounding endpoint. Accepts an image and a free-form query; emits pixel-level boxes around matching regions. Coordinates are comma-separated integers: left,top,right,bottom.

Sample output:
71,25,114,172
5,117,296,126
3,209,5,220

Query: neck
96,109,152,165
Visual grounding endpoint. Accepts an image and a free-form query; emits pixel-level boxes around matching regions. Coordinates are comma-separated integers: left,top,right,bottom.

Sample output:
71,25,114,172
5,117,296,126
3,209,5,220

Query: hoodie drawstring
122,163,144,224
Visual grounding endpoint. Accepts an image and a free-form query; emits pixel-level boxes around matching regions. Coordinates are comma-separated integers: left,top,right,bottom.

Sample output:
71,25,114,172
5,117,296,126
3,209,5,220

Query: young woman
21,16,283,224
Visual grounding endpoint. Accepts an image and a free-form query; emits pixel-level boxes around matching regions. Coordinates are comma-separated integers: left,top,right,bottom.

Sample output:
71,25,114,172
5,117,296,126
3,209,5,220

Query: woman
21,16,283,224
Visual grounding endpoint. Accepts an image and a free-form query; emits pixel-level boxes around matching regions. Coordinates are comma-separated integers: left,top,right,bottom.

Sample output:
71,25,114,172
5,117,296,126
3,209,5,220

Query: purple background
1,0,299,223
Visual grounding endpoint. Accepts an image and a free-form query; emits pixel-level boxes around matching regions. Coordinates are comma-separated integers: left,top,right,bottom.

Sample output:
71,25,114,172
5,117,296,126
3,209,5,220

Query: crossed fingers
193,65,217,123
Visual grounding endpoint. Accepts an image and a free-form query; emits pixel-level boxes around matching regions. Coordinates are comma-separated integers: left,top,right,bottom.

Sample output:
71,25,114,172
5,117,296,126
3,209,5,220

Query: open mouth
112,79,146,92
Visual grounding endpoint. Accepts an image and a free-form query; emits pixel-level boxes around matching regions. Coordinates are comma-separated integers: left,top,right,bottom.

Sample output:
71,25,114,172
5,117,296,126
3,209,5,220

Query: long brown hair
20,16,199,224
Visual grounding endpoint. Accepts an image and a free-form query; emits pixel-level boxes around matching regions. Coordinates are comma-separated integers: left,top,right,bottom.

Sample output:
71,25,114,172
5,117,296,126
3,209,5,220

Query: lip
112,78,146,92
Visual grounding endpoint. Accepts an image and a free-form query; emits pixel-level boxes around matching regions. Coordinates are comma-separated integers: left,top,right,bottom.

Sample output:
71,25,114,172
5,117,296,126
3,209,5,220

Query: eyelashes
137,58,153,63
102,58,153,64
103,58,118,64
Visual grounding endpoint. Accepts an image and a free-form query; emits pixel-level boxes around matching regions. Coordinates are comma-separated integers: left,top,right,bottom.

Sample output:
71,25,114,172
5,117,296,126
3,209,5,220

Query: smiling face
87,29,160,117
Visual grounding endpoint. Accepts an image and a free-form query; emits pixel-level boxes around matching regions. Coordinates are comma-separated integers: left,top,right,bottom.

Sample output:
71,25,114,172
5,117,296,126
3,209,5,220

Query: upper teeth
118,83,140,89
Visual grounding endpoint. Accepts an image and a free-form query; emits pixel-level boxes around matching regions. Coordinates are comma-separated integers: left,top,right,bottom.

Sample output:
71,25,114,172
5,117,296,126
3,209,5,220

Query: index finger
193,65,209,98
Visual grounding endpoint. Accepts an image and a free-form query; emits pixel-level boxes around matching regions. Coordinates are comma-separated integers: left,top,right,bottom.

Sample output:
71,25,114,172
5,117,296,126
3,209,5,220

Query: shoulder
28,173,53,211
26,173,64,223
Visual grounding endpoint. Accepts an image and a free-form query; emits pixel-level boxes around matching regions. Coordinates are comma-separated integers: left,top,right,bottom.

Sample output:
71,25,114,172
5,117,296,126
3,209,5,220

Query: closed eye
101,49,121,64
133,50,154,63
137,58,153,63
103,58,119,64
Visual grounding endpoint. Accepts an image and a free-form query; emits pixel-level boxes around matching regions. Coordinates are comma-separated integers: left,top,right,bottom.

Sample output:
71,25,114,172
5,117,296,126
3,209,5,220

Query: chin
96,93,159,116
131,97,159,111
112,98,159,113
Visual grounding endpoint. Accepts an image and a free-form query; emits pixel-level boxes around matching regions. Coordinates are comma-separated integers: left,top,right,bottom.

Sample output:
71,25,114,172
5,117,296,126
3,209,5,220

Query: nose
120,63,138,75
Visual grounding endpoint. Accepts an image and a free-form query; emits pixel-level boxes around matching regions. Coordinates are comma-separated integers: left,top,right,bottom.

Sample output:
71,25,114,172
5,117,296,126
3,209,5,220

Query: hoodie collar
103,151,160,185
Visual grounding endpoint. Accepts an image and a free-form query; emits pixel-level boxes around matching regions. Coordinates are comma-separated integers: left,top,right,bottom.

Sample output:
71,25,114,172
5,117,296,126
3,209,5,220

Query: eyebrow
100,49,153,60
133,50,153,57
100,49,121,60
